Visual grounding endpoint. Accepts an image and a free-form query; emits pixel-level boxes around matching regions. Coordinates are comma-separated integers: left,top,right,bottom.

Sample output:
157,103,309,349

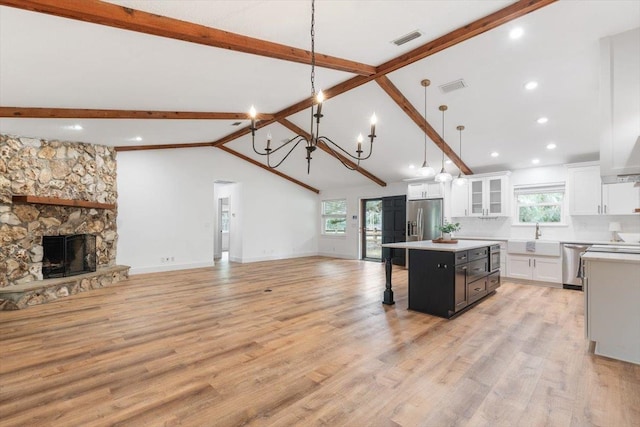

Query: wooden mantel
12,195,116,210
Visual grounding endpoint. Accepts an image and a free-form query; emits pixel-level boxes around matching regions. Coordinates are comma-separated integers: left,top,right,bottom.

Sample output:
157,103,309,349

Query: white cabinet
584,253,640,364
407,182,443,200
450,181,469,217
469,175,509,217
567,164,640,215
506,254,562,284
604,183,640,215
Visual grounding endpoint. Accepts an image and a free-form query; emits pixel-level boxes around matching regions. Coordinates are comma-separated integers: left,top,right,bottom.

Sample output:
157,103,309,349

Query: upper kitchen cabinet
450,180,469,217
599,28,640,184
467,173,510,217
567,163,640,215
407,182,444,200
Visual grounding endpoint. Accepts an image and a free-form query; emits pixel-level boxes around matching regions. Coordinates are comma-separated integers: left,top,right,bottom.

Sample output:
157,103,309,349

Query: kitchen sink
507,239,561,256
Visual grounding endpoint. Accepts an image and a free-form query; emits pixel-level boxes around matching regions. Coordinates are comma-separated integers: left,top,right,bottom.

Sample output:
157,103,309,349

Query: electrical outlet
170,256,174,262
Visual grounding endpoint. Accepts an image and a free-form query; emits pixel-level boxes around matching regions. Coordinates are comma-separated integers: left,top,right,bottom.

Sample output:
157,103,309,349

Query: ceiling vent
231,121,242,126
439,79,467,93
392,30,422,46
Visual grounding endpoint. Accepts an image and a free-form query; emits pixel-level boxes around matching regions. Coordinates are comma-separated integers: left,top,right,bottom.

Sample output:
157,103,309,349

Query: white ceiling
1,1,639,191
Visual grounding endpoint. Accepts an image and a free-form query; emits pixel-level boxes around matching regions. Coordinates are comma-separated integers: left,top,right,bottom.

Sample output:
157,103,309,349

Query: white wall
117,147,318,274
453,164,640,242
318,181,408,259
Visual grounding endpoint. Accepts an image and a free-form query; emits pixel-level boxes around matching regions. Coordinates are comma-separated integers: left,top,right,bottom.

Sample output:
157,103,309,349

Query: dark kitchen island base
382,240,501,319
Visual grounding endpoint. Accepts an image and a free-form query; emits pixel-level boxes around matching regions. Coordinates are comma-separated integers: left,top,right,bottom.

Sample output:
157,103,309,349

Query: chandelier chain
310,0,316,96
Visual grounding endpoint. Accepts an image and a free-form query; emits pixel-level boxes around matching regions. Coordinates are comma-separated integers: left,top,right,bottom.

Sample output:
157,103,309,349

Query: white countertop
582,251,640,263
382,239,500,252
456,236,640,247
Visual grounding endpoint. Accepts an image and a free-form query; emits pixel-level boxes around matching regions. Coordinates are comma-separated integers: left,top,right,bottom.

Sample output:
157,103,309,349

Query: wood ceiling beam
277,119,387,187
217,145,319,194
0,0,375,76
0,106,271,120
375,76,472,176
115,142,214,152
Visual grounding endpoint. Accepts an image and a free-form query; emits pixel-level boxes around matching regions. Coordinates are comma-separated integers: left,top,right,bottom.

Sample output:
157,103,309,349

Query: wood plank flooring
1,257,638,426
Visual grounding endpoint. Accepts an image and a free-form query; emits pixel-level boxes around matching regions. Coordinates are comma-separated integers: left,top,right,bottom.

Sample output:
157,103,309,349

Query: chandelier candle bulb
370,113,377,138
249,106,257,134
266,132,272,151
357,133,363,155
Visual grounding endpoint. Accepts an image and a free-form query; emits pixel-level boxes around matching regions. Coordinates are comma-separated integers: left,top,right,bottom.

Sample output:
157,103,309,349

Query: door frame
361,198,383,261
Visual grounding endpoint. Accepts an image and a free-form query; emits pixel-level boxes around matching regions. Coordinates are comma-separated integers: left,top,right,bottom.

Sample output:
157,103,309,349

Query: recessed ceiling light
509,27,524,39
537,117,548,124
524,81,538,90
491,152,499,158
445,159,452,164
408,164,415,169
64,124,83,130
532,158,540,164
546,143,556,150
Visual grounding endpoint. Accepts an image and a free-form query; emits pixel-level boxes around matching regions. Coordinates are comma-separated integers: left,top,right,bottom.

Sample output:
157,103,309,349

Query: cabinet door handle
598,205,601,214
465,209,467,216
437,263,448,269
474,287,482,292
604,205,607,214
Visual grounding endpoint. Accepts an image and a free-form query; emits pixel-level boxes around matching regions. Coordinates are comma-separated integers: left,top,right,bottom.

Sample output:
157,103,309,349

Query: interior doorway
219,197,230,262
361,198,382,261
213,181,237,264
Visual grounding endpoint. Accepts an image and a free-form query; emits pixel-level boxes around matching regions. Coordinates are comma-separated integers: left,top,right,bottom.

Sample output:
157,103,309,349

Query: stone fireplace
0,134,129,309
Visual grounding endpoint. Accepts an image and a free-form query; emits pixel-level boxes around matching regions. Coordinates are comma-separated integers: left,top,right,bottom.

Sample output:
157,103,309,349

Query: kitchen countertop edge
382,239,501,252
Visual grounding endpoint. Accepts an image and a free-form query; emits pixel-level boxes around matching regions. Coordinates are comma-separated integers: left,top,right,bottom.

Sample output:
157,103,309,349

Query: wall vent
439,79,467,93
392,30,422,46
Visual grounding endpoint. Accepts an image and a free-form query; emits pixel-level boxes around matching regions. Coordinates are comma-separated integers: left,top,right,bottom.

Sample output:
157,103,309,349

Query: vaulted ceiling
1,1,639,192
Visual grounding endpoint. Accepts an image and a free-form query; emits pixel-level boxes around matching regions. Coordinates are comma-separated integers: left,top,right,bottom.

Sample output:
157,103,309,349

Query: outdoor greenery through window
322,199,347,234
514,184,565,224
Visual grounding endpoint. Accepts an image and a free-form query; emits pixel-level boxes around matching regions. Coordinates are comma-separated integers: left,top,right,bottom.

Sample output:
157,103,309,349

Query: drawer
467,258,488,283
469,247,489,261
454,251,468,265
487,271,501,292
467,278,487,304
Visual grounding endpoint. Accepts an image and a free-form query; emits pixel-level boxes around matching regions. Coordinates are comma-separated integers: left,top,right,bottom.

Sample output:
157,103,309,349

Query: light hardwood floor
1,257,638,426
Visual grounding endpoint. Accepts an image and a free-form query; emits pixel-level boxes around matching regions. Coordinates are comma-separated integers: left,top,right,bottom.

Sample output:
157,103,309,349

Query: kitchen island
382,240,501,318
582,247,640,365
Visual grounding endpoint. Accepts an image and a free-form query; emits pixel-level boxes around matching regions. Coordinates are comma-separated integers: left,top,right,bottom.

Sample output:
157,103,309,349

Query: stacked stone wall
0,135,118,287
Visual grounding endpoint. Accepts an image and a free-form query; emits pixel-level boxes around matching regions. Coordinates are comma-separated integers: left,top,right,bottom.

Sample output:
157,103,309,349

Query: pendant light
434,105,453,183
453,125,468,186
418,79,435,177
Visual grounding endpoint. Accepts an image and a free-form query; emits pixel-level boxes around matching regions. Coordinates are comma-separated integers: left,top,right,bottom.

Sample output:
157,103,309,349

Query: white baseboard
236,251,319,263
129,261,215,275
316,252,358,260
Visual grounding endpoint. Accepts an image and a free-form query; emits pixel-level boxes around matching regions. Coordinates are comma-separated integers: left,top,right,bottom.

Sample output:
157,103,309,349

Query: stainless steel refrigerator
407,198,443,241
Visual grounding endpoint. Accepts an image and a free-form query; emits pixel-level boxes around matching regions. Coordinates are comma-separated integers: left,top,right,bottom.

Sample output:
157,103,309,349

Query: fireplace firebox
42,234,97,279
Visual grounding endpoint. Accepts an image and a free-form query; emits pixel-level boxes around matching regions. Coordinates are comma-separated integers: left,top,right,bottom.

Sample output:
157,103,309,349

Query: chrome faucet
535,222,542,240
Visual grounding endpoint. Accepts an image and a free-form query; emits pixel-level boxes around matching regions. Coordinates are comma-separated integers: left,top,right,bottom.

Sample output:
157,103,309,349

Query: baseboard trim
129,261,215,275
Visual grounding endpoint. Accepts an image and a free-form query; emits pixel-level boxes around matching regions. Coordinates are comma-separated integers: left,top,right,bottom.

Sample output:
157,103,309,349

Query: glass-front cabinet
468,174,509,217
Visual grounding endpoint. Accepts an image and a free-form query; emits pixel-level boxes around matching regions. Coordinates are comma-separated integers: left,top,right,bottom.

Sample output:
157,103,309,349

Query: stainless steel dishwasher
562,243,590,290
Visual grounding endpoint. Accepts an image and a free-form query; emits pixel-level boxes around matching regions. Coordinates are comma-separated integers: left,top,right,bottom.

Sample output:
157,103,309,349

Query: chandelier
248,0,378,174
434,105,453,183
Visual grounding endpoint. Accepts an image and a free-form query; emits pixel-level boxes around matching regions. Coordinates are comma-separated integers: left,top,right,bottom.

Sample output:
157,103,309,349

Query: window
514,184,565,224
322,199,347,234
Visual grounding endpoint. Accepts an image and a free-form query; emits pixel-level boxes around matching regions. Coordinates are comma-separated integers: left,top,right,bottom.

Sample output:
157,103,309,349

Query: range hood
599,28,640,184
